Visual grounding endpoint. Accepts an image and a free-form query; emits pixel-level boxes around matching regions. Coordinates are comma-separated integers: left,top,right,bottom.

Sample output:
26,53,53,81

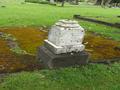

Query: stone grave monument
37,20,89,69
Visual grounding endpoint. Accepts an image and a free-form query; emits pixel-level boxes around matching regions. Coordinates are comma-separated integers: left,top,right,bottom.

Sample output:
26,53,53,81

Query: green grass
79,20,120,41
0,0,120,41
0,1,120,27
0,1,120,90
0,63,120,90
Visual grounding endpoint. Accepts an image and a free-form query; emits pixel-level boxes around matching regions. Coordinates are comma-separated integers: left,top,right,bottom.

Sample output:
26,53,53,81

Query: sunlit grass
0,1,120,27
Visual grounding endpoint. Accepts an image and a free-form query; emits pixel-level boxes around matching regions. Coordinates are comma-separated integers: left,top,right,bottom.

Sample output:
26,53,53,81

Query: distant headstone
37,20,89,69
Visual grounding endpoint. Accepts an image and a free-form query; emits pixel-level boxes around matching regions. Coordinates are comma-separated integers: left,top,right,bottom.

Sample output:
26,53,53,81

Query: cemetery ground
0,0,120,90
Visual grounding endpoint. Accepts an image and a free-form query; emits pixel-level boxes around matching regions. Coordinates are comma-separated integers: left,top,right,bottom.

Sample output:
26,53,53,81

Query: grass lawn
0,0,120,90
0,63,120,90
0,0,120,27
0,0,120,41
79,21,120,41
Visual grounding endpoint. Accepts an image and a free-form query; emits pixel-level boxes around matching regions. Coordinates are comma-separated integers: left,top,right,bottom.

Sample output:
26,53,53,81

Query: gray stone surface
37,46,89,69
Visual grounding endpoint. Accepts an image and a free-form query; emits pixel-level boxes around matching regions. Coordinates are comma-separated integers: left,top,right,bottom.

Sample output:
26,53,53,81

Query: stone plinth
37,46,89,69
44,40,85,54
37,20,89,69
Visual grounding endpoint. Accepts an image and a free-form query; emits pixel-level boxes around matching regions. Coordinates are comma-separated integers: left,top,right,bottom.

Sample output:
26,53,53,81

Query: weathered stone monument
37,20,89,69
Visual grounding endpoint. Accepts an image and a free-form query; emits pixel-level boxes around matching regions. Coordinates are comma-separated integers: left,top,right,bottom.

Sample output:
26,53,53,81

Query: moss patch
84,33,120,61
0,39,26,72
0,27,120,72
0,27,47,54
0,27,120,61
0,39,41,73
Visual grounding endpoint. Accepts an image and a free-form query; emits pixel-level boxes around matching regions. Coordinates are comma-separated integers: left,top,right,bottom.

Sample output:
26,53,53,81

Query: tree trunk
95,0,102,5
61,0,65,7
75,0,79,5
101,0,104,6
105,0,112,6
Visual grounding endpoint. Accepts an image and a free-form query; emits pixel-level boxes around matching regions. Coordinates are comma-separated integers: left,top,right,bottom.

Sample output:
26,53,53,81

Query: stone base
37,46,89,69
44,40,85,54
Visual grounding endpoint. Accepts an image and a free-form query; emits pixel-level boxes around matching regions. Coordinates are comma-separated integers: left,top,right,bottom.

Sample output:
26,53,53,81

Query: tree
109,0,120,7
95,0,120,6
75,0,79,5
61,0,65,6
95,0,102,5
95,0,112,7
